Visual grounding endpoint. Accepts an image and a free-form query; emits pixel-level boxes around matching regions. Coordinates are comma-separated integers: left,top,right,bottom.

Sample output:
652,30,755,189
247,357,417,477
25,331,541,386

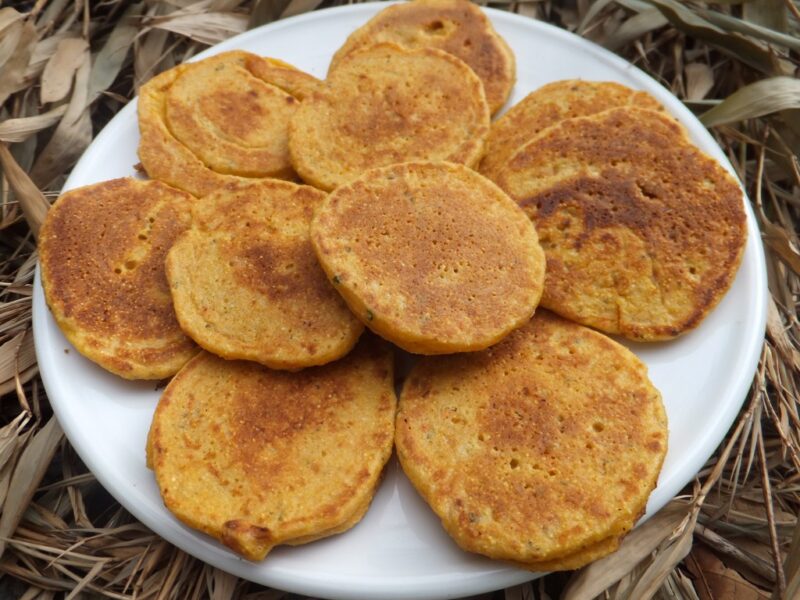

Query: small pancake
39,178,197,380
329,0,515,114
147,336,396,561
166,179,363,370
495,107,747,340
479,80,664,181
289,43,489,191
311,161,545,354
138,51,321,196
395,311,667,563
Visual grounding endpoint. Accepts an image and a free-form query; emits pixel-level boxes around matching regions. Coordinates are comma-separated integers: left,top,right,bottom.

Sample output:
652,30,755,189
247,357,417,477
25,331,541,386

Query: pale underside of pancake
289,43,490,191
479,79,665,181
396,311,667,564
39,178,197,380
147,337,396,561
495,106,747,341
329,0,515,114
310,161,544,354
166,179,363,370
137,50,320,197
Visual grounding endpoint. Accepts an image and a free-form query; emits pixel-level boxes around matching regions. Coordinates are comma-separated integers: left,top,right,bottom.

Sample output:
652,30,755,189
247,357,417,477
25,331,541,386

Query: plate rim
32,3,768,599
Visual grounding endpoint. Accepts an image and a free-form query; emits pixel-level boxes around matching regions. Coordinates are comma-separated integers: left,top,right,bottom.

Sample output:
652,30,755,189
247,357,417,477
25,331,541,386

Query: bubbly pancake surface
311,161,545,354
395,311,668,564
138,51,319,196
479,80,663,181
329,0,515,114
166,179,363,369
495,107,747,340
39,178,197,379
289,44,490,191
147,336,396,561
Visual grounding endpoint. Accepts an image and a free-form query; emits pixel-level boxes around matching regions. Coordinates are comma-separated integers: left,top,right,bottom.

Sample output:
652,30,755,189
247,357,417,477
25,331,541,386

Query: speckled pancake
519,534,622,572
289,43,489,191
39,178,197,380
166,179,363,370
147,337,396,561
138,51,320,196
495,107,747,341
311,161,544,354
329,0,515,114
479,80,664,181
395,311,667,565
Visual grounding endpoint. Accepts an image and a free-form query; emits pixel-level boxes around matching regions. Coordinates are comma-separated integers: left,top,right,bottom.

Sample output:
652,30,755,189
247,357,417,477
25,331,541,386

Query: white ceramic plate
33,3,768,599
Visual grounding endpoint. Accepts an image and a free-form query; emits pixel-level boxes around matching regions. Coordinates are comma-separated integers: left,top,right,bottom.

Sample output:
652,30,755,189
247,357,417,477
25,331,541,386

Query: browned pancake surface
167,179,363,369
329,0,515,114
479,80,664,181
39,178,197,379
495,107,747,340
148,336,396,560
138,51,320,196
396,311,667,563
311,161,544,354
289,44,489,191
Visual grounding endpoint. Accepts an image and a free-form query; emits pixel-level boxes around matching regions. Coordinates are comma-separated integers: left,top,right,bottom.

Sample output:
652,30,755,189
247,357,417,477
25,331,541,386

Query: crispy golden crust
329,0,515,114
289,43,489,191
479,80,664,181
311,161,545,354
166,179,363,370
39,178,197,379
495,107,747,341
396,311,667,563
516,534,622,572
147,336,396,561
137,51,320,196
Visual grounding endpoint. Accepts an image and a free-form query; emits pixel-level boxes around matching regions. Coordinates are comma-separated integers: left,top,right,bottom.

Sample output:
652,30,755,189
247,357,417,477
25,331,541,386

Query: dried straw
0,1,797,598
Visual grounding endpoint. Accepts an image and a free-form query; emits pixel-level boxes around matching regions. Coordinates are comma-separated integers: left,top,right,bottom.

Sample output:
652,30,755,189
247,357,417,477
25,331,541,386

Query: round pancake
289,43,490,191
138,51,320,196
147,336,396,561
166,179,363,370
311,161,545,354
479,80,664,181
39,178,197,380
495,107,747,341
395,311,668,563
329,0,515,114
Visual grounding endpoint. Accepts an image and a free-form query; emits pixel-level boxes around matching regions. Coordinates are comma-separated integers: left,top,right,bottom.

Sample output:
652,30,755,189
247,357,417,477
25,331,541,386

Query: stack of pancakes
39,0,748,570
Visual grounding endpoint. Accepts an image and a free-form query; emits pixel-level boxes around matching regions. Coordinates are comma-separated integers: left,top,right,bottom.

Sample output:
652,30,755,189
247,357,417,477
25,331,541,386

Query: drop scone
479,80,664,181
147,336,396,561
39,178,197,380
138,50,321,197
166,179,363,370
329,0,515,114
311,161,545,354
495,106,747,341
289,43,490,191
395,311,668,569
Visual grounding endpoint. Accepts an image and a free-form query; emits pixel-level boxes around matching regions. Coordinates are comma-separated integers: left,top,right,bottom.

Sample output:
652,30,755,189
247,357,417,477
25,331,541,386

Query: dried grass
0,1,797,598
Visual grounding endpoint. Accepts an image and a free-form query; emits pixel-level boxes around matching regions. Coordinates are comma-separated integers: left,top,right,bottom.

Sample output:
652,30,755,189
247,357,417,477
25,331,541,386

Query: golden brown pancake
329,0,515,114
289,43,490,191
395,311,667,564
138,51,321,196
479,80,664,181
147,336,396,561
39,178,197,380
494,107,747,341
166,179,363,370
311,161,545,354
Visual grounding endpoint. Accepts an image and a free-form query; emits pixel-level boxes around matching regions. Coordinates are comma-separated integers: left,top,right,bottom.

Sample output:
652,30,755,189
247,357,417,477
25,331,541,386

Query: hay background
0,0,798,598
